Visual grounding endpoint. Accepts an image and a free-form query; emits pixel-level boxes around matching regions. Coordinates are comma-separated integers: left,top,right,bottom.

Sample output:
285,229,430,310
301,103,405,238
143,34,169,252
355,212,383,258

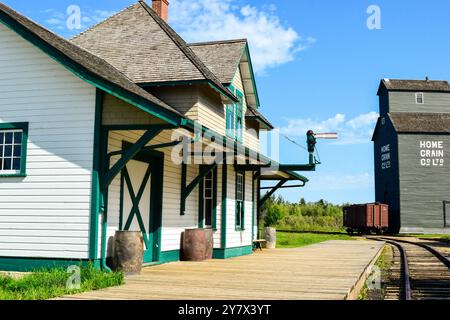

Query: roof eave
0,6,184,127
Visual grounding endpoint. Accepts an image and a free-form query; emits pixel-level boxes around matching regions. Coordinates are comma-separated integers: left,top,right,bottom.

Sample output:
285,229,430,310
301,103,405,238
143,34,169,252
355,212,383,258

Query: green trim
159,250,180,263
221,165,227,248
224,85,244,142
139,80,208,87
181,164,217,216
198,166,218,229
227,43,261,108
213,246,253,259
0,257,100,272
0,11,182,127
235,171,245,231
244,44,261,108
251,173,255,242
225,84,236,139
120,141,165,263
102,127,164,189
0,122,28,178
88,90,103,260
235,89,244,143
139,80,238,104
260,180,287,208
180,118,274,166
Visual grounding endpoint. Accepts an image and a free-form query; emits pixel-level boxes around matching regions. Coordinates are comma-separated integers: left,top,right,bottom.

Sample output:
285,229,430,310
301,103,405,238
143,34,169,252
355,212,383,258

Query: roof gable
189,39,247,84
72,1,236,103
0,2,183,126
189,39,260,108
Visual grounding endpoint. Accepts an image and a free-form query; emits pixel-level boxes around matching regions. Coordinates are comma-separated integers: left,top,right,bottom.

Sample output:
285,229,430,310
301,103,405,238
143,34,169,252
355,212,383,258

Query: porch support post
259,179,288,208
255,170,261,239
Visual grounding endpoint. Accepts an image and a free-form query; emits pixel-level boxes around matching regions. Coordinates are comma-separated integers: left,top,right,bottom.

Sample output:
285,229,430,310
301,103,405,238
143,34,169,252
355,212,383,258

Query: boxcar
343,203,389,235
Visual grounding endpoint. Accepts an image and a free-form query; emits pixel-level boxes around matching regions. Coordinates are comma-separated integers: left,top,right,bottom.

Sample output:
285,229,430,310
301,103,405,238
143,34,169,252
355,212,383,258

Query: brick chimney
152,0,169,22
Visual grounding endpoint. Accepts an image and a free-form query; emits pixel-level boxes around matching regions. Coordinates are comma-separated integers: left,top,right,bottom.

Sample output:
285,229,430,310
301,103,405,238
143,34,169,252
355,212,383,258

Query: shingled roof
0,2,183,123
72,1,236,102
189,39,247,84
246,106,274,130
379,79,450,94
389,112,450,133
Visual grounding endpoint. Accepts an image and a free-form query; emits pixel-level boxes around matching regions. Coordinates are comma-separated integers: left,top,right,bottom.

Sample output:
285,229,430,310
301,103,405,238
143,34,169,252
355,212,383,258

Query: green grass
276,232,353,248
0,264,123,300
359,245,394,300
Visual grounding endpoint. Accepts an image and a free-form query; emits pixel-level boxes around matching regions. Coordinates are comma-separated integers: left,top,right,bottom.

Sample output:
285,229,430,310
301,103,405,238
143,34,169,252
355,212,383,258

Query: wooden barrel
182,228,213,261
112,231,144,275
204,229,214,260
262,227,276,249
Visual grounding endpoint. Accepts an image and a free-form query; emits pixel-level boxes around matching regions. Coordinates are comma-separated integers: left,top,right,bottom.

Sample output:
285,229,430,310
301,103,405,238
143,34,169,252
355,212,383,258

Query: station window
235,172,245,230
416,92,424,104
199,167,217,229
225,85,245,142
0,123,28,177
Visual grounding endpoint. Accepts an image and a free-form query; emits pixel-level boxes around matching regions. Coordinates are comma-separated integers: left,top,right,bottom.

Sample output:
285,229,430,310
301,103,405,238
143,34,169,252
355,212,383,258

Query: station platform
61,240,384,300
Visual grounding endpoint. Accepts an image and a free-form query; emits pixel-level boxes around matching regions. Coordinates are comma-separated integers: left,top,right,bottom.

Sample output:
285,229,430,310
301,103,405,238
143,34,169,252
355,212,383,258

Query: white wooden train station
0,1,314,271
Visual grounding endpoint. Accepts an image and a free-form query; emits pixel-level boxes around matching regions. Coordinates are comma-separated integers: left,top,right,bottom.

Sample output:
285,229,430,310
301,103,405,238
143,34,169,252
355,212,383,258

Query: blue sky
4,0,450,204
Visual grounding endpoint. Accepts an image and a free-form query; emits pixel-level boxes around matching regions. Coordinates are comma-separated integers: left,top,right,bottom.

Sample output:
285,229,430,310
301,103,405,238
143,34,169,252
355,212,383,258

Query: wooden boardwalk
61,240,384,300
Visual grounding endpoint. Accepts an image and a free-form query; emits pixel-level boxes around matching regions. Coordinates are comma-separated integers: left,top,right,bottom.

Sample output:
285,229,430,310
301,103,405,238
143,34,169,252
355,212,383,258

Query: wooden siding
225,169,253,248
373,117,401,232
102,94,165,125
148,71,261,153
388,91,450,114
197,86,226,136
100,95,256,254
0,23,96,259
398,134,450,233
103,129,202,256
146,86,199,121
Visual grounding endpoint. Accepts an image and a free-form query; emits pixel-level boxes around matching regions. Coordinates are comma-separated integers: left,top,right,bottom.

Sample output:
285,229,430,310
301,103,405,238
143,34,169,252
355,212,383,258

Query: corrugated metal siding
0,23,95,259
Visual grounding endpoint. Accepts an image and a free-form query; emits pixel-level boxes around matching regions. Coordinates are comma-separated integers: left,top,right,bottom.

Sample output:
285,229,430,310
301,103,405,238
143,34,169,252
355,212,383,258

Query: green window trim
235,171,245,231
0,122,28,177
225,85,244,142
235,89,244,143
198,166,218,230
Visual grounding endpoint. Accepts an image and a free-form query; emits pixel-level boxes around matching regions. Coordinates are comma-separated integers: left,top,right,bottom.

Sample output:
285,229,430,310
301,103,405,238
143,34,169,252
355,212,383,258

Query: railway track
367,237,450,300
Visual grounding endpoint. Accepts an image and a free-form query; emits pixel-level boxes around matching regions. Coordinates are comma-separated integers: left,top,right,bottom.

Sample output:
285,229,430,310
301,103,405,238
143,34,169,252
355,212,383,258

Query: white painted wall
102,127,208,256
224,168,254,248
0,23,96,259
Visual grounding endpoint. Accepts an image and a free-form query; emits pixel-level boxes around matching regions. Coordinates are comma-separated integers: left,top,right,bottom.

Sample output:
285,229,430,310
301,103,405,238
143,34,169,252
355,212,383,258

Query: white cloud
279,112,379,145
40,8,116,36
170,0,313,74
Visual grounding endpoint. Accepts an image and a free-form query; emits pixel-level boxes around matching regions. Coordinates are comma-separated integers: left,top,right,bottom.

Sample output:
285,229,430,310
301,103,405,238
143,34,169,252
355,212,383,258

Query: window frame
235,172,245,231
235,89,244,143
226,84,237,139
225,85,245,142
198,166,218,230
415,92,424,104
0,122,28,177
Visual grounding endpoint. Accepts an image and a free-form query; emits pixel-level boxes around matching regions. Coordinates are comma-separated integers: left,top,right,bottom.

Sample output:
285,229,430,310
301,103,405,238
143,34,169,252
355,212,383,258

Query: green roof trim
0,6,183,127
244,43,261,108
